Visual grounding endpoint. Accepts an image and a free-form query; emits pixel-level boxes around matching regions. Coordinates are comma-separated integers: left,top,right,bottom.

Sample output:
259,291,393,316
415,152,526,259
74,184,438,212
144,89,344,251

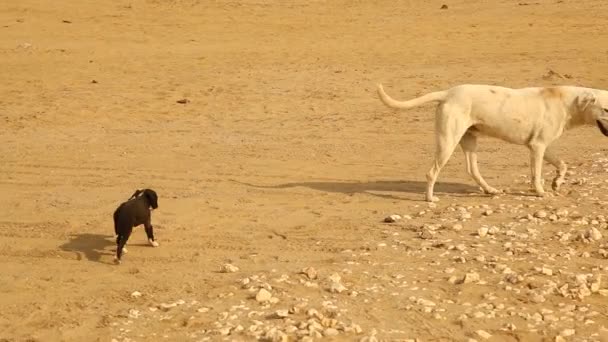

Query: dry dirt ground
3,0,608,341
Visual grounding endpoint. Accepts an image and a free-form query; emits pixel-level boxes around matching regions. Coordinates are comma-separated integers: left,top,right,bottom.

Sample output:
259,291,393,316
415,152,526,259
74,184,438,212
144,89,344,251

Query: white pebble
220,264,239,273
255,289,272,302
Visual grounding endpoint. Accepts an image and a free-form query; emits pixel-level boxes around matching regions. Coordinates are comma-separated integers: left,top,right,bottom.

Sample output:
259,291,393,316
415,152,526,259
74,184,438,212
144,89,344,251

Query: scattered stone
130,291,142,298
159,302,177,311
274,309,289,318
128,309,140,319
452,223,463,231
477,227,489,238
255,289,272,302
384,214,401,223
220,264,239,273
540,267,553,276
329,281,347,294
556,209,569,218
324,328,339,336
476,330,492,340
462,272,480,284
587,227,603,241
301,267,318,280
560,328,575,337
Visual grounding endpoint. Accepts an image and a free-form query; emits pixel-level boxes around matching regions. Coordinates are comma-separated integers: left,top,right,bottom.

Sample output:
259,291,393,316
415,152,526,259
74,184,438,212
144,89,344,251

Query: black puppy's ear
129,189,143,200
144,189,158,209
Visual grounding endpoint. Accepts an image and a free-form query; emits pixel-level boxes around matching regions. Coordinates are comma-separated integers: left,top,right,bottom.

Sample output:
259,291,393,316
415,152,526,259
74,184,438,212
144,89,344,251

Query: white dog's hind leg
460,133,501,195
426,106,469,202
529,144,547,197
544,147,567,191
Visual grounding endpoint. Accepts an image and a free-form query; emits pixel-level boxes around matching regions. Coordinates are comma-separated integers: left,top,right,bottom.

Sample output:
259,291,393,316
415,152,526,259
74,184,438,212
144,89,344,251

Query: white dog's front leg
530,145,547,197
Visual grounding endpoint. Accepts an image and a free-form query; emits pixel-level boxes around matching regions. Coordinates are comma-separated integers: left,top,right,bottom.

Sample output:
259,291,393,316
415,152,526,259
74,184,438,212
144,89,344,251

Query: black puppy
112,189,159,264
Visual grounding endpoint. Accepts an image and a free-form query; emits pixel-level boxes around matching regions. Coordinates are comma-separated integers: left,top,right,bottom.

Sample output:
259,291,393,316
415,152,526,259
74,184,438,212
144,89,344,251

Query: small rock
130,291,142,298
128,309,141,319
476,330,492,340
328,273,341,283
220,264,239,273
324,328,339,336
478,227,489,238
302,267,318,280
176,98,190,104
307,308,322,318
255,289,272,302
329,281,347,293
534,210,548,218
419,228,434,239
159,302,177,311
274,309,289,318
488,226,500,235
440,4,448,9
587,227,603,241
417,298,436,306
541,267,553,276
350,323,363,334
462,272,480,284
531,294,545,303
219,327,232,336
384,214,401,223
560,328,575,337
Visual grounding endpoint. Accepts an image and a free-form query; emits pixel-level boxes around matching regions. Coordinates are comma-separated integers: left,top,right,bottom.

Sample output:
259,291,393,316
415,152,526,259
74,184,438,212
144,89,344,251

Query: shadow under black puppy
112,189,159,264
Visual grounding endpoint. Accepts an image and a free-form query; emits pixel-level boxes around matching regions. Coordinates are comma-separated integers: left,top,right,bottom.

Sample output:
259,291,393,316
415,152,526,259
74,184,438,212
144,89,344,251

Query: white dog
377,83,608,202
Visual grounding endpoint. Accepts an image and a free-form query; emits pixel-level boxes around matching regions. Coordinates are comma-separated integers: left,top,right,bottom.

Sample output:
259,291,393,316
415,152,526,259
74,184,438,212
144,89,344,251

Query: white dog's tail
377,84,447,109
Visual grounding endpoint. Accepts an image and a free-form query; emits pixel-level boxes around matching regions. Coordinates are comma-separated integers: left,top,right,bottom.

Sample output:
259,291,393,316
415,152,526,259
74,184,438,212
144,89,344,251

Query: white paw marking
149,239,159,247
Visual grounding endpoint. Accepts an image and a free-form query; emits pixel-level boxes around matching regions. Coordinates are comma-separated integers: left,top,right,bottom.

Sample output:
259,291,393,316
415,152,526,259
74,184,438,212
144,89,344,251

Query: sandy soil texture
2,0,608,341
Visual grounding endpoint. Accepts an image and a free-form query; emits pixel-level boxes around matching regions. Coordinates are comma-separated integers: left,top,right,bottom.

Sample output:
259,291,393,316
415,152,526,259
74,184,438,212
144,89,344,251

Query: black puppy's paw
148,239,159,247
114,256,122,265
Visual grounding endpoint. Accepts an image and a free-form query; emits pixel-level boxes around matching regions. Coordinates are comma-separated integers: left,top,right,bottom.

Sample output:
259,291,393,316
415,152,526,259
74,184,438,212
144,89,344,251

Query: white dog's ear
577,92,598,111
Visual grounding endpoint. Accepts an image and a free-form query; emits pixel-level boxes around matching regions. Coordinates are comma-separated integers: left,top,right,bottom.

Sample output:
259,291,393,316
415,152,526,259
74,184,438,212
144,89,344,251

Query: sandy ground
3,0,608,341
